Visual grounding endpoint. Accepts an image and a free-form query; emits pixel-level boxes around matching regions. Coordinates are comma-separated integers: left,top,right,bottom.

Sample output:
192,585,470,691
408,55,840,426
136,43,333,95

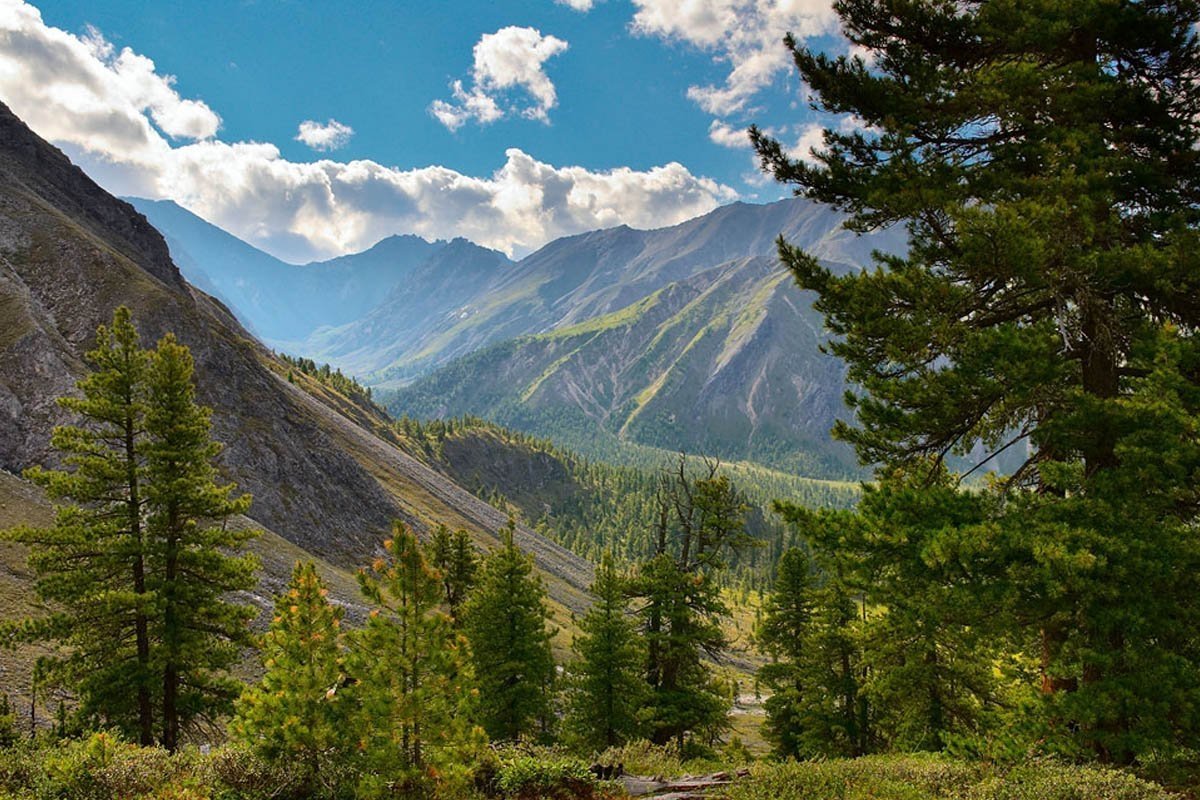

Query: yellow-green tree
233,562,347,797
349,523,480,796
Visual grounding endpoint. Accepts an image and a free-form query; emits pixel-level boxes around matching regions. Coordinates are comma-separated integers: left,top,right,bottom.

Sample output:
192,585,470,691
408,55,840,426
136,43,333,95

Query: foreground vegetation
0,742,1183,800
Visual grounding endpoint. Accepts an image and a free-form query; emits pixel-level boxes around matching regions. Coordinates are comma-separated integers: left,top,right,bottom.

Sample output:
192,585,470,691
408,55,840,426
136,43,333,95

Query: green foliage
424,525,478,623
562,553,645,751
3,307,155,743
752,0,1200,763
396,414,858,591
231,562,347,796
757,547,866,759
629,458,750,749
0,695,18,750
1,309,258,751
0,735,308,800
348,523,481,796
143,333,259,751
462,521,556,743
276,353,378,412
727,756,1175,800
489,750,596,800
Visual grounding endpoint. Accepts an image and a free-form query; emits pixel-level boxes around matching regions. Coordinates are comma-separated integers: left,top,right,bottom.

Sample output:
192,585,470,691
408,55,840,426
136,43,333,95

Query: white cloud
785,121,825,164
556,0,596,10
0,2,735,262
708,119,750,148
630,0,838,116
430,26,569,130
295,118,354,151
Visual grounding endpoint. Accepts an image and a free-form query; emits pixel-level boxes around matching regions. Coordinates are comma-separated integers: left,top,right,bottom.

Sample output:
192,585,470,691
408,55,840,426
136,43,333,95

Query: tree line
1,309,753,796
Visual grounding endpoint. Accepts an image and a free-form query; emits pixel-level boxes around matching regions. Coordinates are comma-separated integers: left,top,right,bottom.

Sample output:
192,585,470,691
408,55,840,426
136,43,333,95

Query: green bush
0,732,188,800
968,763,1177,800
203,745,306,799
727,756,1176,800
594,739,725,778
480,748,597,800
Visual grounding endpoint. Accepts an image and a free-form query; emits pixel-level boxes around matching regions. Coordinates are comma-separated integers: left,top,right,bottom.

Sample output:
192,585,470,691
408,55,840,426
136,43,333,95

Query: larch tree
630,457,751,749
144,333,258,751
2,307,156,743
563,551,645,751
232,561,348,797
349,523,479,796
425,524,478,623
752,0,1200,761
461,520,556,742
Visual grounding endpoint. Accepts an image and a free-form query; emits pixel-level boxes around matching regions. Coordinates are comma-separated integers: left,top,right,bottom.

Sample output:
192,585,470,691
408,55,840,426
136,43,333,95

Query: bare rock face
0,101,593,609
0,100,398,561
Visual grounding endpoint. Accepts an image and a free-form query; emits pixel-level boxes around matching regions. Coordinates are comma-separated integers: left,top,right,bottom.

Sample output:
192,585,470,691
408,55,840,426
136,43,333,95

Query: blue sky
0,0,846,261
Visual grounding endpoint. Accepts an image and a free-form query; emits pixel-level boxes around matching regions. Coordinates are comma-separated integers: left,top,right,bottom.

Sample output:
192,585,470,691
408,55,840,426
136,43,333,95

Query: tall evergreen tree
752,0,1200,760
349,523,478,795
144,333,258,751
461,520,556,742
630,457,750,748
2,307,156,743
425,524,477,623
232,562,347,797
563,552,645,751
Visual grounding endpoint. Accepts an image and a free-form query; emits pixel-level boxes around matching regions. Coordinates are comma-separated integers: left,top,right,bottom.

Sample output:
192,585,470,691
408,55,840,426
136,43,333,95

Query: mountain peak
0,101,184,291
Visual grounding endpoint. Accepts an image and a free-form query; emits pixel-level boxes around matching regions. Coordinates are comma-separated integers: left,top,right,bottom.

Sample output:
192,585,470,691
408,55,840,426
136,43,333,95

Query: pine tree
2,307,156,742
144,333,258,751
563,552,645,751
752,0,1200,762
232,562,347,796
630,458,748,748
425,525,477,623
461,520,556,742
349,523,479,795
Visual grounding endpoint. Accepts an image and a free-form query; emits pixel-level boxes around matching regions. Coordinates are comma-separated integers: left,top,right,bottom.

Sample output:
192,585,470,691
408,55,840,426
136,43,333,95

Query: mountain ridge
0,101,593,620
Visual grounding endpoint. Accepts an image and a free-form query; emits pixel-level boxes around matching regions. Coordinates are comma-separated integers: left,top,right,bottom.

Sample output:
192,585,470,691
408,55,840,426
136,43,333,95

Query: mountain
137,190,902,478
128,198,510,346
371,200,903,477
0,101,592,625
305,197,896,385
304,236,515,376
385,253,860,476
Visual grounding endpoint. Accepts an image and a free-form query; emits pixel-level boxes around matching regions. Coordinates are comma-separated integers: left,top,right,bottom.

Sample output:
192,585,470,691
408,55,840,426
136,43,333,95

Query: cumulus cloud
0,1,735,262
430,26,569,130
708,119,750,148
295,118,354,151
556,0,596,10
631,0,838,116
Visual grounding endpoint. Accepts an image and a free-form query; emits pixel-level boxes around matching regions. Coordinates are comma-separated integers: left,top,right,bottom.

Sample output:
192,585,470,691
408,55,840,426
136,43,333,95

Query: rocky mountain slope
0,101,591,618
141,192,902,478
386,254,860,475
311,197,897,386
130,198,511,346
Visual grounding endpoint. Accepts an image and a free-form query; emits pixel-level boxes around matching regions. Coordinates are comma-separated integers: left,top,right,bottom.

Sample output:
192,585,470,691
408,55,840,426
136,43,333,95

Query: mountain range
0,100,593,638
133,192,904,478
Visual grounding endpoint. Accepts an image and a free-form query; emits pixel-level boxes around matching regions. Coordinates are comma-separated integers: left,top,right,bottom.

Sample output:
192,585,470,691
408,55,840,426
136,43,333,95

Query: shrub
968,762,1177,800
203,744,305,799
727,756,1177,800
593,739,729,778
477,747,597,800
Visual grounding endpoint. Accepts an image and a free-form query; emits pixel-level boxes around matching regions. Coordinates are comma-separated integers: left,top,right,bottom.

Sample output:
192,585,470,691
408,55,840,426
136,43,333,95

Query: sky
0,0,849,262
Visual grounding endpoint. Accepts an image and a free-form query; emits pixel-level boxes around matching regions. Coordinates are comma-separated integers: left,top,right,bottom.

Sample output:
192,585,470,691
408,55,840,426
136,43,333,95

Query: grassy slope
385,257,858,479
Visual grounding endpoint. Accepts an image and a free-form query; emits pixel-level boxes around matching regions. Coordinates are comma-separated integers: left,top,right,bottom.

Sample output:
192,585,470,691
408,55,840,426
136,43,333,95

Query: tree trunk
162,525,179,752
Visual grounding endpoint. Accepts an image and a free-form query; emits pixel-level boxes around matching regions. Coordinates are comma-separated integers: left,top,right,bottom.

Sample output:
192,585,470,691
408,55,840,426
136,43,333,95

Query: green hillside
384,256,863,478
